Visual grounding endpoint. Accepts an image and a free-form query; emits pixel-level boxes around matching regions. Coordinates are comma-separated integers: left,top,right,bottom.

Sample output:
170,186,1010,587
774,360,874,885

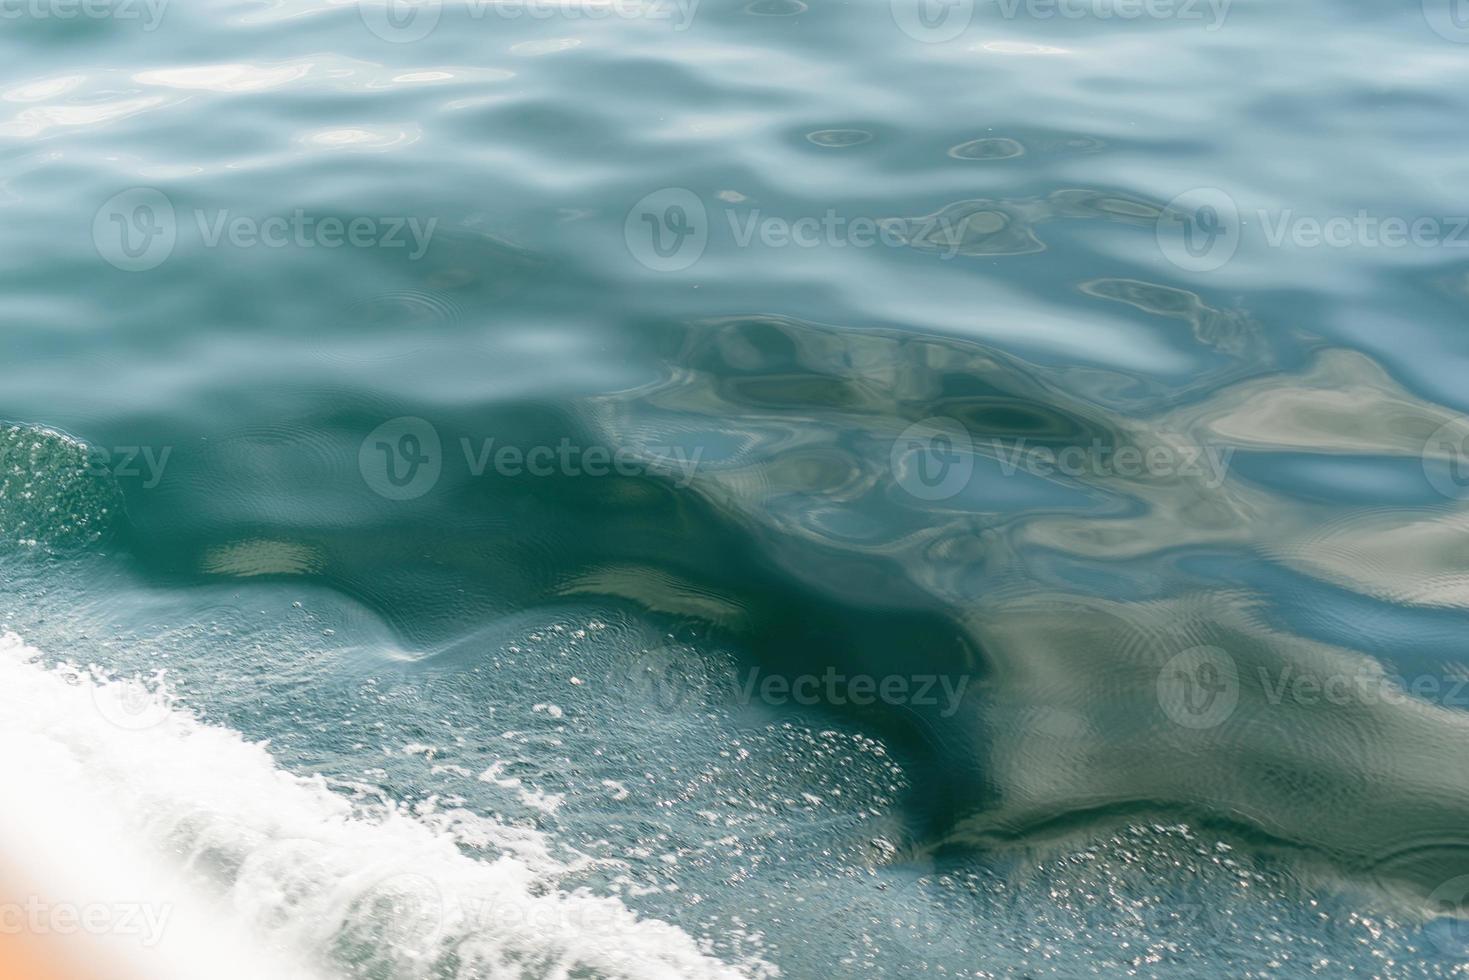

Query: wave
0,631,770,980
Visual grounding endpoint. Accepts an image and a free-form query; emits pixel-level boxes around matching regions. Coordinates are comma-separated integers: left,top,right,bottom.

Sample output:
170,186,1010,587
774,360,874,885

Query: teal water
3,1,1469,976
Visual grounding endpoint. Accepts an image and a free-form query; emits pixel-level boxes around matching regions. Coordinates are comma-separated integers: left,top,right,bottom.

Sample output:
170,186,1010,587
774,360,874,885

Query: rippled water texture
3,0,1469,977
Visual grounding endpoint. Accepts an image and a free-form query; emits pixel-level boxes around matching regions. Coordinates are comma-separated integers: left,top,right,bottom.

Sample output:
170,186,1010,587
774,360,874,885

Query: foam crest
0,632,765,980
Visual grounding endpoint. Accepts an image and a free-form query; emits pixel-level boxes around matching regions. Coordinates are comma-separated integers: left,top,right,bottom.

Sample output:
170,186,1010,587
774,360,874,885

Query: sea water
2,0,1469,976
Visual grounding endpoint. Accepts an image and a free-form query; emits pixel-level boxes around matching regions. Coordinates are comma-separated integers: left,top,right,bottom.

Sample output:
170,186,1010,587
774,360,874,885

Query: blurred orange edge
0,872,115,980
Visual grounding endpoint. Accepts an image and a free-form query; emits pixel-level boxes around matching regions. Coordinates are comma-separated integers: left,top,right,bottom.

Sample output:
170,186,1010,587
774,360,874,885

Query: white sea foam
0,631,767,980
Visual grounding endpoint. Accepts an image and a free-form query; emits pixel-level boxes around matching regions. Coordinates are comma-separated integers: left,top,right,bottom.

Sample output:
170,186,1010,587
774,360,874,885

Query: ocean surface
3,0,1469,976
